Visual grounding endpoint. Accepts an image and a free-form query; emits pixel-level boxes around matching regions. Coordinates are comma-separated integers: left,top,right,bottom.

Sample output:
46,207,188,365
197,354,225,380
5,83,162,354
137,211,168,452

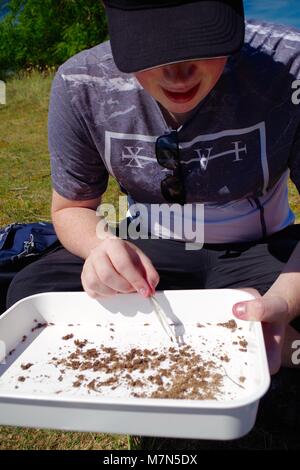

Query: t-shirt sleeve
48,70,109,200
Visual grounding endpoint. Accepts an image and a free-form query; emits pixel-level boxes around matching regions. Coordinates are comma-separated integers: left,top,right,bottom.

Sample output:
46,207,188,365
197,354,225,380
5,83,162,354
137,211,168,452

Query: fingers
108,241,158,296
233,295,289,324
134,249,160,292
93,253,135,293
81,239,160,300
81,257,120,299
232,294,288,375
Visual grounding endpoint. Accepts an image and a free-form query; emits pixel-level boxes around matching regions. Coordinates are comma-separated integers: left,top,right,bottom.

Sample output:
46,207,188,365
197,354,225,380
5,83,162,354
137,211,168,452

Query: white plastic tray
0,289,270,440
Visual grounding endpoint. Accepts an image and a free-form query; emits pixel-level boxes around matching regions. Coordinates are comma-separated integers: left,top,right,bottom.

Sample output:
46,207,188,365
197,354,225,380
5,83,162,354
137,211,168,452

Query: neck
172,111,194,126
158,103,194,129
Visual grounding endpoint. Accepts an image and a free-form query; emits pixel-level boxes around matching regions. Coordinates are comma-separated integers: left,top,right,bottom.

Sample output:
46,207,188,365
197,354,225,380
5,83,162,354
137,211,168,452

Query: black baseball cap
103,1,245,73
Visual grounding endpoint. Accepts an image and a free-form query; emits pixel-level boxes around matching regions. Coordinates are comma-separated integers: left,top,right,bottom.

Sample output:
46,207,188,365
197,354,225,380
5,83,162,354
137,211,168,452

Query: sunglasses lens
156,133,179,170
156,131,185,204
161,175,185,204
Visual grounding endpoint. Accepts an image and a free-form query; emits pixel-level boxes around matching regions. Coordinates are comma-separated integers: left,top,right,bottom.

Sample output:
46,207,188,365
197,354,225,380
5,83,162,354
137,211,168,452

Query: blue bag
0,222,59,267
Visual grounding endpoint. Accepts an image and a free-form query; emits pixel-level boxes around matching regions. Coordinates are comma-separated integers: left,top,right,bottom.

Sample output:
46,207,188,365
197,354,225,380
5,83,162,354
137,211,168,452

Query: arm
233,241,300,373
51,189,111,260
233,242,300,323
51,189,159,298
265,242,300,322
48,71,158,298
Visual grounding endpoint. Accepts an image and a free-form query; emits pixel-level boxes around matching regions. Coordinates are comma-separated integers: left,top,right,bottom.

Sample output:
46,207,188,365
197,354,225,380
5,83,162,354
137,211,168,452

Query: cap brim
106,1,245,73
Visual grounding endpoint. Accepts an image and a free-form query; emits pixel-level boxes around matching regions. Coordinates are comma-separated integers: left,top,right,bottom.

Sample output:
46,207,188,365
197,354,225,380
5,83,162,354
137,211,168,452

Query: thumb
232,295,288,323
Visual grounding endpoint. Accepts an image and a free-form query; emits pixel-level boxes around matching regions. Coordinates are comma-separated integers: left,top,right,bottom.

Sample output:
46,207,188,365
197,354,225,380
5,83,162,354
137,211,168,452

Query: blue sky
245,0,300,28
0,0,9,18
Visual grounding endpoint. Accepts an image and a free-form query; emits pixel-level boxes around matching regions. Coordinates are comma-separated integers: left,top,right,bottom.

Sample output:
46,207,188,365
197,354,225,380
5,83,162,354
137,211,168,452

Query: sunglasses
155,130,186,205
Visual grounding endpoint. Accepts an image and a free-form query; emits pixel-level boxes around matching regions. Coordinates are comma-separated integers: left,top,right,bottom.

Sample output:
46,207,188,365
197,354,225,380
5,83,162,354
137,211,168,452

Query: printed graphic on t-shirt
105,122,268,203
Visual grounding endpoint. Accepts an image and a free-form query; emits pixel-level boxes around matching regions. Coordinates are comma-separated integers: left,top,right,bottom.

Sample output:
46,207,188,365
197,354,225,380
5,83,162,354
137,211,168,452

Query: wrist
96,218,118,241
88,232,119,255
81,221,118,260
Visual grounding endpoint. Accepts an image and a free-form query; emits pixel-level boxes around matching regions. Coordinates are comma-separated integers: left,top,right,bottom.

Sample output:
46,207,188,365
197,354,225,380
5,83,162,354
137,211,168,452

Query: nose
162,62,198,85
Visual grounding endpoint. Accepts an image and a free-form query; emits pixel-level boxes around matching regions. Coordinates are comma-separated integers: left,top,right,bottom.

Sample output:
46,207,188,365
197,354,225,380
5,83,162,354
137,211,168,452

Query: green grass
0,427,128,450
0,71,300,450
0,70,121,227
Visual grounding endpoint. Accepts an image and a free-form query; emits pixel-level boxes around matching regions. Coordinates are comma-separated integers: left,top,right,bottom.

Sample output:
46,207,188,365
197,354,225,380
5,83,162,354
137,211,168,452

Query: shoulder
245,19,300,48
244,20,300,75
57,40,115,75
55,40,141,95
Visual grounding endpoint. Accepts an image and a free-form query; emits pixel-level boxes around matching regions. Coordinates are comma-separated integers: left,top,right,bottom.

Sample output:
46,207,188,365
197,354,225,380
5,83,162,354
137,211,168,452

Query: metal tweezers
150,295,177,343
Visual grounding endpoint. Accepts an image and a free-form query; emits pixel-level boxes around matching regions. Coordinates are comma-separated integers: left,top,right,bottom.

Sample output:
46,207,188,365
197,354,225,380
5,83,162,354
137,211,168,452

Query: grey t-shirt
49,20,300,243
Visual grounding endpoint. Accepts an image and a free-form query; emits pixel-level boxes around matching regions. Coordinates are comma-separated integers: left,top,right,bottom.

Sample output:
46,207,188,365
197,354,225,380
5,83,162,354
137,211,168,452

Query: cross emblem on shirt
122,146,154,168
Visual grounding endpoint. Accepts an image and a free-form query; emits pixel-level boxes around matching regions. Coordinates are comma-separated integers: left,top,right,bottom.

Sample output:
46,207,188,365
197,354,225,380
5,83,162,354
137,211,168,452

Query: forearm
52,207,115,260
265,241,300,322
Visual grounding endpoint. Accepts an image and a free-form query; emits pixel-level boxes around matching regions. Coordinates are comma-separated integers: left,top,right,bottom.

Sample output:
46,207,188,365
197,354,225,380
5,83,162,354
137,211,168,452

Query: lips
162,83,200,103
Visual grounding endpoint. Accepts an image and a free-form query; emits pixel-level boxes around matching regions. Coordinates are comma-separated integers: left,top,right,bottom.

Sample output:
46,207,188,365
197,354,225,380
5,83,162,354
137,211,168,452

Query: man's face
135,58,227,115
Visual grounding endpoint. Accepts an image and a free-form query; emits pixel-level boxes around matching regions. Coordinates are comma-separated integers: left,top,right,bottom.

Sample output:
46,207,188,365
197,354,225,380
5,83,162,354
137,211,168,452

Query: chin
166,100,201,114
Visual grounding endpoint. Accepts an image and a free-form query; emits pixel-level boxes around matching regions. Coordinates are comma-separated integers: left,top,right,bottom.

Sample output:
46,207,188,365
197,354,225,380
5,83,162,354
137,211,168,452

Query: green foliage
0,0,108,77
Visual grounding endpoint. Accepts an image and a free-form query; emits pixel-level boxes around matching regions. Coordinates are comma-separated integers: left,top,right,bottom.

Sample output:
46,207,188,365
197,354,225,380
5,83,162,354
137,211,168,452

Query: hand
81,237,159,299
232,289,289,375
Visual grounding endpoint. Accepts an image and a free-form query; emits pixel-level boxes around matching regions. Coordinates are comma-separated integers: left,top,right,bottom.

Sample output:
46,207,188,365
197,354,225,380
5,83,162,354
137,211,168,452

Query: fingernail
233,303,247,318
139,288,148,297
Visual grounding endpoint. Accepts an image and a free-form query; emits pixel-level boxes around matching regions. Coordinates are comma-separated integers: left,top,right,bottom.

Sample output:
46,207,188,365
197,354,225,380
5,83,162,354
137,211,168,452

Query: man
6,0,300,375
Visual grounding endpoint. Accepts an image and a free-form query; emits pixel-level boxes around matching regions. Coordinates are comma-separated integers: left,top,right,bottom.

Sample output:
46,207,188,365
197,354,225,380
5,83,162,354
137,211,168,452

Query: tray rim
0,289,271,411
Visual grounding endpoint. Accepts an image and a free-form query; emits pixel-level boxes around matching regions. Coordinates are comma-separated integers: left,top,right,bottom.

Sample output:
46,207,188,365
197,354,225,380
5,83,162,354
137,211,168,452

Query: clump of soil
74,339,87,348
220,354,230,363
21,363,33,370
217,320,237,332
50,342,226,400
62,334,74,341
